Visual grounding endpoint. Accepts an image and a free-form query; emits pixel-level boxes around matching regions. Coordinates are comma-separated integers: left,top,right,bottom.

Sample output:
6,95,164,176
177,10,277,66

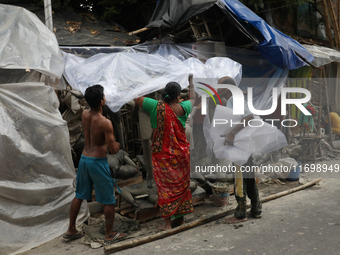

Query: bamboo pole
104,178,322,254
322,0,335,47
260,178,321,202
326,0,340,48
322,68,334,148
44,0,53,31
338,0,340,28
128,27,149,36
318,69,323,133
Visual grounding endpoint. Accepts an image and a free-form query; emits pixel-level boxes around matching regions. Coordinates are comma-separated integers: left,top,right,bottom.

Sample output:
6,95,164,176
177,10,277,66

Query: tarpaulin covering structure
0,4,64,78
220,0,314,70
144,0,314,70
0,4,87,255
62,47,242,113
147,0,216,28
62,42,287,112
0,83,87,255
301,44,340,114
62,43,288,165
301,44,340,67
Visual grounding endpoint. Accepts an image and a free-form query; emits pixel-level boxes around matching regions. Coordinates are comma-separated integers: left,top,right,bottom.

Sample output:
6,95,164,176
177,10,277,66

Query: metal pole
44,0,53,31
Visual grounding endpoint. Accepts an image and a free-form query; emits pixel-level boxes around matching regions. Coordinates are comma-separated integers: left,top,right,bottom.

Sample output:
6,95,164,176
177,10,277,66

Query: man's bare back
82,109,120,158
65,84,126,243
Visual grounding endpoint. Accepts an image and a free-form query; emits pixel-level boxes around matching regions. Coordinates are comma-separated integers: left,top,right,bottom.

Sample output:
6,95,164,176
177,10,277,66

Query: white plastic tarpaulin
62,46,288,165
62,42,289,113
0,4,64,78
210,105,288,165
0,4,86,255
301,44,340,67
63,52,242,112
0,82,88,255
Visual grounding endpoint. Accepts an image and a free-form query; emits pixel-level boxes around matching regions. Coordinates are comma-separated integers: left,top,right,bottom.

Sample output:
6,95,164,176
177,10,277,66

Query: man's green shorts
75,154,116,205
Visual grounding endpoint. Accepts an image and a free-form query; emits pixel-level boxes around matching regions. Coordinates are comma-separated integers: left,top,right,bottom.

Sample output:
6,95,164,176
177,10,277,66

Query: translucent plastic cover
63,51,242,112
0,4,64,78
0,82,88,255
301,44,340,67
62,42,288,113
210,105,287,165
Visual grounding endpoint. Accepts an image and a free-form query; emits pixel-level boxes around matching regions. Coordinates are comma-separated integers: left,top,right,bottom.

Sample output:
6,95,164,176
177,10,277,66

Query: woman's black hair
161,82,181,103
85,84,104,108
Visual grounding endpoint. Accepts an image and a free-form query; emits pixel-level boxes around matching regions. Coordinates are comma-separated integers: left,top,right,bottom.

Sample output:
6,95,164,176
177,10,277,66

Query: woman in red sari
134,80,194,230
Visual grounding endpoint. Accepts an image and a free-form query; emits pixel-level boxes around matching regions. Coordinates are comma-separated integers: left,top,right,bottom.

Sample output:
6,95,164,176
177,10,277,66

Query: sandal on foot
157,224,172,231
104,232,127,245
63,231,83,242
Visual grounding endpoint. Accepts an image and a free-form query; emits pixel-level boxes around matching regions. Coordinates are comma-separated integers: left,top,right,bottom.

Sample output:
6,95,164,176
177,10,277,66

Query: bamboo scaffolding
322,0,335,47
326,0,340,48
104,178,322,254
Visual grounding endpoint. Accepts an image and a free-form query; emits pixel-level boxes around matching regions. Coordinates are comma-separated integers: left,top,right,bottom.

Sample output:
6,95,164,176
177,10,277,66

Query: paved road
116,161,340,255
24,159,340,255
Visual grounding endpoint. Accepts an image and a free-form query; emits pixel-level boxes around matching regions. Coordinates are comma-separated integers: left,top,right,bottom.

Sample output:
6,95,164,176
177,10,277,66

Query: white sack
210,105,288,165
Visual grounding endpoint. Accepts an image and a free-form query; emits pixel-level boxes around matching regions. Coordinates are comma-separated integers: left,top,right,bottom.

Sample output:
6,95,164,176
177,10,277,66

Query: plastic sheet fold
62,43,288,112
63,52,242,112
0,82,88,255
0,4,64,78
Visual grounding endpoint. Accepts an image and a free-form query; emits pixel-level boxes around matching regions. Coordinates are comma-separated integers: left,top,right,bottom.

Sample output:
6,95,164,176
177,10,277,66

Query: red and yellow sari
152,101,193,218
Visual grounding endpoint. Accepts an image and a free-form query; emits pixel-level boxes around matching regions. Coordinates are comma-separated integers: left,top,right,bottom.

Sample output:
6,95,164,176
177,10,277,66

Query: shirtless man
63,85,126,244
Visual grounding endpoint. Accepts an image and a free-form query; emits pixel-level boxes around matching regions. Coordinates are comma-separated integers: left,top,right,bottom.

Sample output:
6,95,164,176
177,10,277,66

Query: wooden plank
202,18,212,37
189,20,201,38
135,207,161,223
120,207,136,216
115,202,133,213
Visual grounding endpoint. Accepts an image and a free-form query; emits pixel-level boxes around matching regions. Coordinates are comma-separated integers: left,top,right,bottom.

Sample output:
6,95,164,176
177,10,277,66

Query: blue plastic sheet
219,0,314,70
